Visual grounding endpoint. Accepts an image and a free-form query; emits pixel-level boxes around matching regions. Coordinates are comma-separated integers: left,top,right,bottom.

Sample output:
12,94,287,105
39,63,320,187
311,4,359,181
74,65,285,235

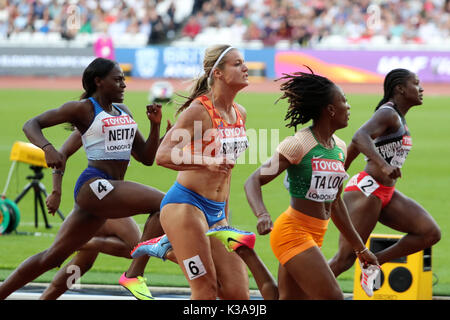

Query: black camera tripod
14,165,65,229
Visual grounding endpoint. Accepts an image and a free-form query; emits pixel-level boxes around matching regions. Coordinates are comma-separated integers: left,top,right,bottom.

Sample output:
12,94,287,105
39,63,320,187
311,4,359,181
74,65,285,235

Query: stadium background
1,0,449,299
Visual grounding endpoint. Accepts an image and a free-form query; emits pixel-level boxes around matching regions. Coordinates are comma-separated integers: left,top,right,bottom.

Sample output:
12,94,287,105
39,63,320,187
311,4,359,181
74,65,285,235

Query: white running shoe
360,261,381,297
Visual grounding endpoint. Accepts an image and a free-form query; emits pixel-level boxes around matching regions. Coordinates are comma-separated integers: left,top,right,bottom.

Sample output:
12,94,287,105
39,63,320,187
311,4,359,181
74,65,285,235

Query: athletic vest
188,95,248,161
277,127,348,203
372,102,412,168
81,97,137,160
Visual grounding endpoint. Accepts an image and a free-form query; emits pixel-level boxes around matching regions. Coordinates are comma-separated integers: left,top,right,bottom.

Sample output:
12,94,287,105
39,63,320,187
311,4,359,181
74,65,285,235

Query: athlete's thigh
283,246,343,299
343,191,382,242
277,263,308,300
101,217,142,248
51,207,106,257
77,179,165,219
160,203,217,286
380,190,439,234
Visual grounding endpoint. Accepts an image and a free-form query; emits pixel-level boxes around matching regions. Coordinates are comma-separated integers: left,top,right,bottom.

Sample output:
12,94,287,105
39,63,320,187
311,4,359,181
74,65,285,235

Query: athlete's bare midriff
87,159,128,180
177,169,231,202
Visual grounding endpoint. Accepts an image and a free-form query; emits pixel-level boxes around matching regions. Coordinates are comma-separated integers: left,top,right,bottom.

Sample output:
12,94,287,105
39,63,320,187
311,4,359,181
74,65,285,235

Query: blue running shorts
74,166,113,201
161,181,226,227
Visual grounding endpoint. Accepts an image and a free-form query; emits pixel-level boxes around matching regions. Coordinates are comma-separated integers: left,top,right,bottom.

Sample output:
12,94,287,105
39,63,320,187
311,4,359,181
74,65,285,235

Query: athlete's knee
192,278,218,300
423,224,441,247
219,282,250,300
40,249,67,270
329,250,356,276
321,287,344,300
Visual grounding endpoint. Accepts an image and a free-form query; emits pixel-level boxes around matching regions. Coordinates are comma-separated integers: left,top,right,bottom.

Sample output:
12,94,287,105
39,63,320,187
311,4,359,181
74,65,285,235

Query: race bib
89,179,114,200
183,255,207,280
217,126,248,160
306,158,348,202
102,115,137,153
390,135,412,168
357,174,380,197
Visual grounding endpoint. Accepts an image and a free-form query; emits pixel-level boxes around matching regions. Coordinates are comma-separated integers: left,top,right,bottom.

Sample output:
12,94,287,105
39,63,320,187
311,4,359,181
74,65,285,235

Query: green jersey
277,127,348,203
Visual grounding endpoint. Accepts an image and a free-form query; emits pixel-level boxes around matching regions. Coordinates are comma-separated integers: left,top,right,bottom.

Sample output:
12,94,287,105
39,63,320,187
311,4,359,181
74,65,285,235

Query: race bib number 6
183,255,207,280
89,179,114,200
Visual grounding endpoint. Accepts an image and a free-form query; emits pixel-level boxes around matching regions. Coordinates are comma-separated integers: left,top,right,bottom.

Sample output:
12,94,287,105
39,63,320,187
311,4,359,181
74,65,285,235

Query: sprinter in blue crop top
329,69,441,296
0,58,167,301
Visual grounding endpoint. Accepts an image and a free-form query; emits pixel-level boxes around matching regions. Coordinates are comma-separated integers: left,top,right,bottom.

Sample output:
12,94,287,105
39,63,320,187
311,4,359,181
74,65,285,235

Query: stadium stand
0,0,449,49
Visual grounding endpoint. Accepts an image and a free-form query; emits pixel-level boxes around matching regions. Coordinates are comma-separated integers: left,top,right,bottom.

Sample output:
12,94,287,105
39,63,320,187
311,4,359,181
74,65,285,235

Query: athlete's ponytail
376,68,413,111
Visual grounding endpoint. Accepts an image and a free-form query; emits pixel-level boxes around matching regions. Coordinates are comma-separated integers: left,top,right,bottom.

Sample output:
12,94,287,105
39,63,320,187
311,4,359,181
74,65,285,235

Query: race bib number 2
89,179,114,200
357,174,380,197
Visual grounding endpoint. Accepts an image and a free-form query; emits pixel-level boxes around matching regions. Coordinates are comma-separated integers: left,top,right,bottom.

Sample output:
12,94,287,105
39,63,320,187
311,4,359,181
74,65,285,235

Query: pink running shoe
206,226,256,252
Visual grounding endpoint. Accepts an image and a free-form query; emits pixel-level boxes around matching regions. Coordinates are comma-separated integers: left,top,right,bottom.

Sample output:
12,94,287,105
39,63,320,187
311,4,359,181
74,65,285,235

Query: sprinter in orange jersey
153,45,277,300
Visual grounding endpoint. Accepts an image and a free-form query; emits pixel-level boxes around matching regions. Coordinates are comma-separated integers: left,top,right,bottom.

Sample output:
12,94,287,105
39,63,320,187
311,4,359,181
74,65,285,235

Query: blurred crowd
0,0,192,43
1,0,449,47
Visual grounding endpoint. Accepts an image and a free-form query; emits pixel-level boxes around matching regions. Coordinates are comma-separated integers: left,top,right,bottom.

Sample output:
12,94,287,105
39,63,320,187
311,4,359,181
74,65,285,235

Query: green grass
1,88,449,296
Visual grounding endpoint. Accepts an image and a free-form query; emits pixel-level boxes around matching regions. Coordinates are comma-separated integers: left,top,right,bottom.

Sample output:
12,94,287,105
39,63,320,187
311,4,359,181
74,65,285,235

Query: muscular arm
46,130,82,214
350,108,400,170
124,103,161,166
330,187,366,252
22,101,89,169
244,152,291,235
155,102,232,172
331,187,379,266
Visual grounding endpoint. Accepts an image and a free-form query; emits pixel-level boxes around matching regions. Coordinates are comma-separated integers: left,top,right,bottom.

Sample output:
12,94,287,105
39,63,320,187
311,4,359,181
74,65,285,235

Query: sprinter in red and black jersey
329,69,441,296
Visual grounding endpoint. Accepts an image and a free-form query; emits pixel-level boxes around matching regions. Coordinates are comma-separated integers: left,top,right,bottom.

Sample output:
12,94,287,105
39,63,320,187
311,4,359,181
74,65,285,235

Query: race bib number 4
89,179,114,200
306,158,348,202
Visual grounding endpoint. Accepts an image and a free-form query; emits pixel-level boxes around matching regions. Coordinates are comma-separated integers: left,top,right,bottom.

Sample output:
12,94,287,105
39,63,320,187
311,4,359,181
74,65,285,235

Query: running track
0,76,449,96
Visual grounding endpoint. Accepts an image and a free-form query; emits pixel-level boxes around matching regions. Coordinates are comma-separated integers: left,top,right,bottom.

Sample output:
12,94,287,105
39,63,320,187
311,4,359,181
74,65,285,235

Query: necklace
311,127,334,149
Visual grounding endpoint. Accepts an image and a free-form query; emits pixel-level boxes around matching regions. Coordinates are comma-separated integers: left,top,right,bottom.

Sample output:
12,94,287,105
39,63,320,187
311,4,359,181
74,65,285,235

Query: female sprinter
328,68,441,296
154,44,258,300
245,70,379,300
0,57,165,300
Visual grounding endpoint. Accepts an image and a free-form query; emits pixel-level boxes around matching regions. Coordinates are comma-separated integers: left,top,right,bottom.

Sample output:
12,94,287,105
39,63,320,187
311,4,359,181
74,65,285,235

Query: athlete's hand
357,248,380,268
46,191,61,215
43,146,64,169
381,163,401,180
146,103,162,124
256,212,273,235
204,156,234,174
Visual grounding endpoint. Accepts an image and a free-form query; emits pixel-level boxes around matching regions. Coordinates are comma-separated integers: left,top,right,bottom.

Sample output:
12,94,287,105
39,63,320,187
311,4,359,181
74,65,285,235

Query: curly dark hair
276,68,336,131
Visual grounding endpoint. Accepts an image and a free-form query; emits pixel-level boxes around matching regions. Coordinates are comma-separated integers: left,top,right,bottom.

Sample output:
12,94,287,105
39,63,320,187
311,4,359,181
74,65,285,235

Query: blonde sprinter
155,45,252,300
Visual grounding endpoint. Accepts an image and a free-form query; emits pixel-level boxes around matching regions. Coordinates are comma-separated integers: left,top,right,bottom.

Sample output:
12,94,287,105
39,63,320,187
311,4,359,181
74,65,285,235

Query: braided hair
375,68,413,111
277,68,336,131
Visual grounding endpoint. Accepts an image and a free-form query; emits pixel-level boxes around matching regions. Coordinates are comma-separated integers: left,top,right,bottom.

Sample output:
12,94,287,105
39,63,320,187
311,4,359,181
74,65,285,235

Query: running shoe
206,226,256,252
118,272,154,300
130,234,172,261
360,261,381,297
